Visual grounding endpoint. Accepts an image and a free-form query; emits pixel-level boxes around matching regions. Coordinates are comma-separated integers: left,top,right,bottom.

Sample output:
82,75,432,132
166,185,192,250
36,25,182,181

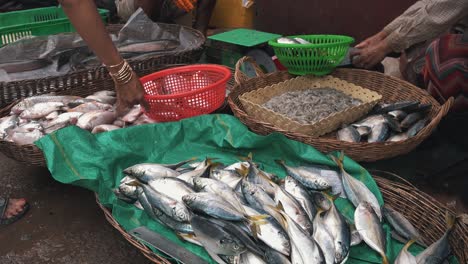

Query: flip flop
0,197,29,226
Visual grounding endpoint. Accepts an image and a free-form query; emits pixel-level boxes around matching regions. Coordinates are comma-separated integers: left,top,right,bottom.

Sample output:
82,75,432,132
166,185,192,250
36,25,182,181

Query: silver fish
372,101,419,114
8,121,43,133
139,183,191,222
135,186,158,220
46,112,83,128
299,165,345,198
277,37,300,44
148,177,194,203
337,126,361,142
121,105,143,123
401,112,424,129
211,168,243,189
224,161,250,171
10,129,43,145
310,190,332,211
68,101,113,113
387,133,409,142
182,192,246,221
320,194,351,264
368,122,390,143
407,118,428,137
415,214,455,264
276,160,331,190
241,181,277,215
91,124,120,134
354,114,401,132
10,95,81,114
86,95,116,105
240,160,276,197
193,177,244,213
394,240,417,264
242,205,290,256
274,185,313,235
76,110,116,130
277,209,325,264
383,205,424,246
45,111,59,120
351,228,363,246
331,154,382,220
240,252,266,264
20,102,65,119
356,126,372,137
355,202,388,264
294,37,311,44
177,161,212,186
283,176,316,223
191,215,246,263
0,115,19,137
152,206,194,234
313,211,336,264
123,163,180,182
264,249,291,264
113,189,137,204
388,110,408,121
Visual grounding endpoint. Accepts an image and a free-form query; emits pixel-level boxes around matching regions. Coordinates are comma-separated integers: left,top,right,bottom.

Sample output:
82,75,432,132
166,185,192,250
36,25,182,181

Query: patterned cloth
423,33,468,112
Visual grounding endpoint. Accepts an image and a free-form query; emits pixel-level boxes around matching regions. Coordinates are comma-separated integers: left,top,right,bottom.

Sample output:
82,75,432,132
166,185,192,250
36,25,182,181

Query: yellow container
209,0,254,28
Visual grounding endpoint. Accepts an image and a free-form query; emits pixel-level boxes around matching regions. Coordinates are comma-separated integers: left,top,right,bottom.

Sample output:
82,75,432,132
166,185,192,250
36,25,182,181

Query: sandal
0,197,29,226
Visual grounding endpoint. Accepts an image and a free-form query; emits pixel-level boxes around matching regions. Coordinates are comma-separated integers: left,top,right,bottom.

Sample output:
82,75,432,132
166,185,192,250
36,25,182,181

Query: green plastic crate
0,7,109,46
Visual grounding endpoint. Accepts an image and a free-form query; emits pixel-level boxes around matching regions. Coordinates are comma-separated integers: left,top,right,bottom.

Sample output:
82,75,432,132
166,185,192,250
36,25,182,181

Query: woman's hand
351,39,392,69
112,69,150,115
355,31,388,49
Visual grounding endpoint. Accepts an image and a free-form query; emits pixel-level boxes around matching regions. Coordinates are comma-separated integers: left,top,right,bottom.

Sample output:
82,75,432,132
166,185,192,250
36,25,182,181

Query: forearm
60,0,122,67
193,0,217,35
383,0,429,34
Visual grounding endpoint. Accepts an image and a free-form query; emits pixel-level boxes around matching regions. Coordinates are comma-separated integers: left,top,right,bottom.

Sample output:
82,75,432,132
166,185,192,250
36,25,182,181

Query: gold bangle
108,60,133,84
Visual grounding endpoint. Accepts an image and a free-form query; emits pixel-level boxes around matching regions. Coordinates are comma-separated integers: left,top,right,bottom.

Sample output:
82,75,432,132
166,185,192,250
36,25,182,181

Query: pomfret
331,154,382,220
76,110,116,130
355,202,388,264
274,185,313,235
394,240,417,264
148,177,194,203
91,124,121,133
276,160,331,190
337,126,361,142
20,102,65,119
283,176,316,223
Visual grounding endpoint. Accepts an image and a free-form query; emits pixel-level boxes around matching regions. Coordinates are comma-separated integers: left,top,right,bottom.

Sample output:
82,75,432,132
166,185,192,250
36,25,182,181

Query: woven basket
239,75,382,136
95,174,467,264
0,24,205,109
228,56,453,162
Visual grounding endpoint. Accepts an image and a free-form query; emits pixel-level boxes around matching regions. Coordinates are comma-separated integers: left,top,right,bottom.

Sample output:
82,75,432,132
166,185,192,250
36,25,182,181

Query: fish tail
381,254,389,264
237,152,253,161
403,239,416,251
235,164,250,179
246,215,269,240
322,191,340,202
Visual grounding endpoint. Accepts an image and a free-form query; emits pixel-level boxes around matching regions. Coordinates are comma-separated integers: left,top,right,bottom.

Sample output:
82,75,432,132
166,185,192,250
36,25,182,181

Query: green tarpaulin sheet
35,114,451,264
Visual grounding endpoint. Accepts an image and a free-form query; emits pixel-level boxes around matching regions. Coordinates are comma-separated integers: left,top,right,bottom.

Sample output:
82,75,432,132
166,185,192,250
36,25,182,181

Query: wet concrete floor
0,117,466,263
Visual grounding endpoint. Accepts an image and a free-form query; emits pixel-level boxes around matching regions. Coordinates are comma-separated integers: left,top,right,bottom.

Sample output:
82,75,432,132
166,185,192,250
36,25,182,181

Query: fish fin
235,165,249,179
322,191,340,202
205,248,227,264
249,222,260,240
238,152,254,161
125,180,142,187
266,202,288,229
329,152,345,171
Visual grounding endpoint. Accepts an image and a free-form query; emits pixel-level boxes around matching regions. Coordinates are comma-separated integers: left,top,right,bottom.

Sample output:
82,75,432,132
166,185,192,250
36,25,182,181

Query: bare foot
2,198,27,220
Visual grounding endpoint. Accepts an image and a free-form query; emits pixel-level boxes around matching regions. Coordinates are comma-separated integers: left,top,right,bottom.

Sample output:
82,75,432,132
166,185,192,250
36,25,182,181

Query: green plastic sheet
35,114,444,264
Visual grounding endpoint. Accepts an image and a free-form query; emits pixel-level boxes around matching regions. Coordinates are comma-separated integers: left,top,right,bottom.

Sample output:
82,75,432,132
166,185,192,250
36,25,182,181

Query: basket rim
268,34,355,48
141,64,232,100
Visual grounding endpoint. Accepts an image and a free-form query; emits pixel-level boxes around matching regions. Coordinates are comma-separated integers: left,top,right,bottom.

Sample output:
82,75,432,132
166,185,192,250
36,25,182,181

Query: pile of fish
337,100,432,143
263,88,362,124
0,91,156,145
115,153,455,264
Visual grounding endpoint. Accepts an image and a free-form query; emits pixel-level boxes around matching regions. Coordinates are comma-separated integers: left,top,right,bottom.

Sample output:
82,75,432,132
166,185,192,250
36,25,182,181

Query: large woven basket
95,174,467,264
228,57,453,162
0,24,205,109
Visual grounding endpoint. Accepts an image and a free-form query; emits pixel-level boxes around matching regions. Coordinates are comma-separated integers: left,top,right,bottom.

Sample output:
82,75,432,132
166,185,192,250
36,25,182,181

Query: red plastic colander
140,64,231,122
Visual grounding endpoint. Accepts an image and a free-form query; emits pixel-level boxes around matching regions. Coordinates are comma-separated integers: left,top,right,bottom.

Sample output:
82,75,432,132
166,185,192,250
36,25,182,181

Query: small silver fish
148,177,194,203
182,192,245,221
46,112,83,128
274,185,313,235
193,177,244,213
123,163,180,182
355,202,388,264
211,168,243,189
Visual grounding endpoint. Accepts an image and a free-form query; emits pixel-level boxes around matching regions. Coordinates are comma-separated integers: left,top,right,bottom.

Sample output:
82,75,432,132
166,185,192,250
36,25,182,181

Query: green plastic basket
0,7,109,46
269,35,354,76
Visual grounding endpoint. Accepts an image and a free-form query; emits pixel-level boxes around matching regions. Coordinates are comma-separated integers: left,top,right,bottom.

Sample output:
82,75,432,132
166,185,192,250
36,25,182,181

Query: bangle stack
107,60,133,84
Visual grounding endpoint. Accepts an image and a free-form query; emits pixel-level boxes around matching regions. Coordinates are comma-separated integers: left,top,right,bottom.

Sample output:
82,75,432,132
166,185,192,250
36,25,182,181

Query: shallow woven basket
239,75,382,136
95,174,467,264
0,24,205,109
228,56,453,162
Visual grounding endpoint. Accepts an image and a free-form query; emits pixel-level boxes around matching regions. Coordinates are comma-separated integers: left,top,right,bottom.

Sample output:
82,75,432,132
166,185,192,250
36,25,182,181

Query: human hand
351,39,392,69
354,31,388,50
113,69,150,116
